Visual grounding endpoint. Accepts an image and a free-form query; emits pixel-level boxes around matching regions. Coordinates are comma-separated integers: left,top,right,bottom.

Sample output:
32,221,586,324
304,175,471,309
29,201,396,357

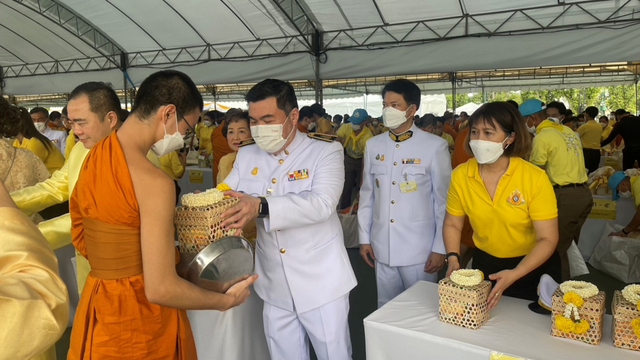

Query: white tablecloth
364,281,637,360
187,287,270,360
578,195,635,260
178,166,214,199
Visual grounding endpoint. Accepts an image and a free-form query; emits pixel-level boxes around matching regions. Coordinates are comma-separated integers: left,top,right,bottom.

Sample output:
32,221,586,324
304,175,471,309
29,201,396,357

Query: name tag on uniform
400,181,417,193
288,169,309,181
402,158,421,164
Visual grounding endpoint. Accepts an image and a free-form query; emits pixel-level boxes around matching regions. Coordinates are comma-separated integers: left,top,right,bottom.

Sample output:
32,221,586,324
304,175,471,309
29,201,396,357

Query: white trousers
375,261,437,308
262,294,352,360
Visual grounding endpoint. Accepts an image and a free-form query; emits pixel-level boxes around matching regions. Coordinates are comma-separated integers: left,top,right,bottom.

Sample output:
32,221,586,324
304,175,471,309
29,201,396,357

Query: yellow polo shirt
158,151,185,181
316,118,334,134
630,176,640,207
601,125,613,141
196,124,215,155
336,124,372,159
446,157,557,258
530,120,588,186
577,120,602,150
65,130,76,159
441,132,454,149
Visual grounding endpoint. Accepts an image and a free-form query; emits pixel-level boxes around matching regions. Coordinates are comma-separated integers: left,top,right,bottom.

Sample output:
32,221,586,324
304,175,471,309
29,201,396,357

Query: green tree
606,85,637,114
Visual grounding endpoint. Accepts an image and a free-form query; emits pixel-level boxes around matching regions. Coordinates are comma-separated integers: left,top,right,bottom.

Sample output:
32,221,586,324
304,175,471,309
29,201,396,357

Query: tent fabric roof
2,0,640,95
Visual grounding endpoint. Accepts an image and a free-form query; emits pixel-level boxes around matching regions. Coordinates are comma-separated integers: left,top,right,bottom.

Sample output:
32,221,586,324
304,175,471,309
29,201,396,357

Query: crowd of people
1,72,638,360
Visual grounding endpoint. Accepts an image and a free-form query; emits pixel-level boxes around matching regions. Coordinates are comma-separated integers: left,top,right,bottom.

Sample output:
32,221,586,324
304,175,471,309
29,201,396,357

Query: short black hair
30,107,48,118
565,109,574,117
49,111,61,121
132,70,203,120
69,82,122,122
435,116,446,125
299,106,314,120
203,110,225,123
506,100,519,109
615,109,627,117
417,114,437,129
459,111,468,117
309,103,324,116
599,116,609,122
546,101,566,115
333,114,343,123
245,79,298,115
585,106,598,120
382,79,421,109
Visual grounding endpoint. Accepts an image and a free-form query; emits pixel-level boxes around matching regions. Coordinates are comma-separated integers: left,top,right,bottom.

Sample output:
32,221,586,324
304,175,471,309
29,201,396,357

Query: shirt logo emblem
402,158,421,164
507,189,525,206
251,167,258,176
288,169,309,181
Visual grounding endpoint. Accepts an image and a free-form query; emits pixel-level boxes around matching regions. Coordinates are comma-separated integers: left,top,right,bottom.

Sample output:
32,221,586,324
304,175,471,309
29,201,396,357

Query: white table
578,195,635,260
187,287,270,360
178,166,214,199
364,281,638,360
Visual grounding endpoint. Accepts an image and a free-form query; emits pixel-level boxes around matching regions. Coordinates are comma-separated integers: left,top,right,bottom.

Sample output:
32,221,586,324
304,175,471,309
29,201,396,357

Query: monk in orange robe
68,70,256,359
211,120,233,185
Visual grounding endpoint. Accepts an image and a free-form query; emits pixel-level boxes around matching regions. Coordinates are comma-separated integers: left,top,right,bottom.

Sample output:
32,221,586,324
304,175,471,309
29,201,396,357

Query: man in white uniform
221,79,357,360
358,79,451,308
30,107,67,156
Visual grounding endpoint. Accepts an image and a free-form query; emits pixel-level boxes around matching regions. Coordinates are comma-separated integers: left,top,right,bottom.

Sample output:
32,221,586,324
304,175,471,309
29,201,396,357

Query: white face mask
251,112,294,154
307,122,315,131
203,120,213,127
526,122,536,135
548,117,562,124
601,122,607,128
372,121,379,126
151,114,185,157
469,136,510,165
382,105,412,130
619,191,632,199
34,122,47,133
351,123,361,131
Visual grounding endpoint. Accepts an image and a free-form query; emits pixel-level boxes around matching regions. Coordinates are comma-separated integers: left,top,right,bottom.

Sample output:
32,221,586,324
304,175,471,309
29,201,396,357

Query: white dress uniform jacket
43,127,67,156
224,130,357,314
358,124,452,266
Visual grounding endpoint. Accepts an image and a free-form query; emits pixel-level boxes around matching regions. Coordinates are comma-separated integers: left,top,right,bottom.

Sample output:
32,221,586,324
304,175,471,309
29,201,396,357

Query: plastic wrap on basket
438,278,491,330
175,197,239,254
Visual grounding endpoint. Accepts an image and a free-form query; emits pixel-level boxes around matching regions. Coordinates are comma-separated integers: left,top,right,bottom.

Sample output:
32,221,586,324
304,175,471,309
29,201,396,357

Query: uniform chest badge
507,189,525,206
251,167,258,176
402,158,421,164
288,169,309,181
375,154,385,161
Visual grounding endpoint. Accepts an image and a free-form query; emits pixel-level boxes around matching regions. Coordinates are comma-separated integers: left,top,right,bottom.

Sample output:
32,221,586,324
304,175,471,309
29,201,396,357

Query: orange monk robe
444,122,458,140
210,120,233,186
451,126,475,250
68,132,196,359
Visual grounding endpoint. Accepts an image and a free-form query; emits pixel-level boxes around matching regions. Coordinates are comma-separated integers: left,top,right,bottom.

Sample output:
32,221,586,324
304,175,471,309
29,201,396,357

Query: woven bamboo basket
612,291,640,351
438,278,491,330
174,197,239,254
551,288,605,345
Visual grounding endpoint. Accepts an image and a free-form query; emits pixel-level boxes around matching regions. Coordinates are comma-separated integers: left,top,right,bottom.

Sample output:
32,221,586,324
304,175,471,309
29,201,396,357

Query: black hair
417,114,437,129
435,116,446,124
49,111,61,121
333,114,343,123
19,107,54,151
0,97,22,137
299,106,314,120
245,79,298,115
506,100,519,109
614,109,627,117
222,109,250,138
585,106,598,120
203,110,225,124
309,103,324,116
382,79,421,109
132,70,203,120
30,107,49,118
459,111,468,117
69,82,122,122
546,101,567,115
599,116,609,122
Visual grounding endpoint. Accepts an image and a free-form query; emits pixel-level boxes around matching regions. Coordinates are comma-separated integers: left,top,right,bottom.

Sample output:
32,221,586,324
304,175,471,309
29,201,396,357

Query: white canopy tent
2,0,640,97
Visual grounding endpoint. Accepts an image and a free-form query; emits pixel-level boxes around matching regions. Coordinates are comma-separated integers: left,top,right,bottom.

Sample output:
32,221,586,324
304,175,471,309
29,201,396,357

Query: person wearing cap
602,109,640,170
336,108,373,210
358,79,451,308
525,99,592,281
608,171,640,237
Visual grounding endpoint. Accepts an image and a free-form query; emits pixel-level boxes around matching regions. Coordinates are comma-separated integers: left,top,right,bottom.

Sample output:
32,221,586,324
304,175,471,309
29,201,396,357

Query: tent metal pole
635,75,638,115
450,72,457,113
314,30,323,105
123,71,127,110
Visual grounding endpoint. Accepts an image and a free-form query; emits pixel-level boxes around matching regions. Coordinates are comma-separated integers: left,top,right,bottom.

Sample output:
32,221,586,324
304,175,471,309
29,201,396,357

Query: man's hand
359,244,376,268
424,252,445,274
220,190,260,230
609,230,628,237
445,257,460,278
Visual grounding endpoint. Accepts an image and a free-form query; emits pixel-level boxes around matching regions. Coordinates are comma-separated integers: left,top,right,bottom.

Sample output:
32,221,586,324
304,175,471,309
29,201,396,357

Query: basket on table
175,187,239,254
551,281,605,345
438,270,491,330
612,286,640,351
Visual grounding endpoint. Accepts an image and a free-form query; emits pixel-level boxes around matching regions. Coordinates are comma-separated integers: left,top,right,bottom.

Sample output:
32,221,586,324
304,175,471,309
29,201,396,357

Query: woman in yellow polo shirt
13,108,65,174
444,102,560,309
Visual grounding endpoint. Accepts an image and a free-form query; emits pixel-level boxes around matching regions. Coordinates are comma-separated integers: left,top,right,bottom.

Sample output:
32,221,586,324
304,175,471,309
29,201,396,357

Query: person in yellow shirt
367,116,388,136
62,106,77,158
434,116,455,151
577,106,602,174
310,103,334,134
197,110,221,155
11,82,121,297
599,115,615,154
608,171,640,237
336,108,373,209
524,100,593,281
444,102,560,309
0,182,69,360
156,149,187,205
13,108,65,174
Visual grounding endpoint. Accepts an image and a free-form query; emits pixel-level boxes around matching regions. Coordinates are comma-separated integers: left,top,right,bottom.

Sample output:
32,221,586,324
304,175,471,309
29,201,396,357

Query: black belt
553,182,586,189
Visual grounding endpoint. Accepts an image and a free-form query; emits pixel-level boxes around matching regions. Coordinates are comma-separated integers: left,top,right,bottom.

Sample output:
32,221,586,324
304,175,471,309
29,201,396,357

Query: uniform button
280,248,286,254
392,181,396,185
390,219,395,223
284,149,290,155
278,159,284,164
391,200,395,204
271,178,277,184
396,144,400,148
393,162,397,166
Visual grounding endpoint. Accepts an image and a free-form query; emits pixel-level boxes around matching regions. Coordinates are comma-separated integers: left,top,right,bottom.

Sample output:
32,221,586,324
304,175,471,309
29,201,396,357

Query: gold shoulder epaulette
308,133,338,142
238,139,256,147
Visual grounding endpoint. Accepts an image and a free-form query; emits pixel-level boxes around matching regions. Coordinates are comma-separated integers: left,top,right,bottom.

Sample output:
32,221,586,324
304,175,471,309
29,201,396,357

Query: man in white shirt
30,107,67,156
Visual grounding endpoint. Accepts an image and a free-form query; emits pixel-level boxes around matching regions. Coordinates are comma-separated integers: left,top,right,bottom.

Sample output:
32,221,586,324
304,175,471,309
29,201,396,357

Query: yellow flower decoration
563,291,584,307
573,319,590,334
216,183,231,191
555,316,590,334
632,318,640,338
